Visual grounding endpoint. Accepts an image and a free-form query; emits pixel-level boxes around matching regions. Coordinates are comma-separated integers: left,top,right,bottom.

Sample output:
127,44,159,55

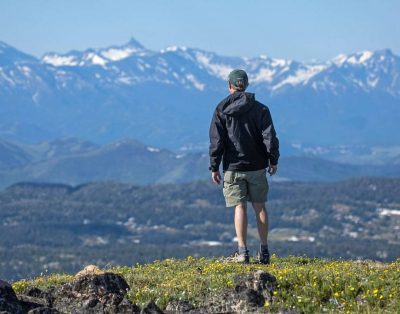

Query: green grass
12,255,400,313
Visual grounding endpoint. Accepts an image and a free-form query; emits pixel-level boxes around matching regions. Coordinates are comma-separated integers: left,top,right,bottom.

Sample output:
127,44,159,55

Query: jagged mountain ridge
37,40,400,96
0,38,399,148
31,41,400,96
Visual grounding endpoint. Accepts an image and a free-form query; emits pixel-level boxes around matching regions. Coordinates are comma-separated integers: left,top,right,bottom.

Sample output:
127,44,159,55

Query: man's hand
267,164,278,176
211,171,222,185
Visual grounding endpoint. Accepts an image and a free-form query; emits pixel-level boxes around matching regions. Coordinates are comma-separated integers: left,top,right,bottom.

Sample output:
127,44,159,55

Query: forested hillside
1,177,399,280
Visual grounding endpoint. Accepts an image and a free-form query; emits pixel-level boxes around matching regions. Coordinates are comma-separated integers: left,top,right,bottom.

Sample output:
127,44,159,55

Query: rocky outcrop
51,272,139,313
0,279,25,314
0,280,58,314
196,270,277,313
1,270,295,314
164,270,280,314
0,273,141,314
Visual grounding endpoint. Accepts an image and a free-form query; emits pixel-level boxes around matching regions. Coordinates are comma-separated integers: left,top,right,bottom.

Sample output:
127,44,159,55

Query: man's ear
228,82,235,94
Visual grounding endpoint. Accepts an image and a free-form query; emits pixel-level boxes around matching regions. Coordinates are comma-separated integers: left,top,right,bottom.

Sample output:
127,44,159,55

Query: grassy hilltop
12,256,400,314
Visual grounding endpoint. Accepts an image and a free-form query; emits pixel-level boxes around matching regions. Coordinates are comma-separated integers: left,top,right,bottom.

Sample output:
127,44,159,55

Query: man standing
209,69,279,264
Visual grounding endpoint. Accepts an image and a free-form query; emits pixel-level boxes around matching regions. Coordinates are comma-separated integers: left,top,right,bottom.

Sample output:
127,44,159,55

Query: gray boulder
140,300,164,314
194,270,277,313
165,300,194,313
51,273,140,313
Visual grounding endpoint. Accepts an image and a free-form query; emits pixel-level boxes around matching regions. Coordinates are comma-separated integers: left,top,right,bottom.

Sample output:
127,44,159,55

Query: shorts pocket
223,171,235,184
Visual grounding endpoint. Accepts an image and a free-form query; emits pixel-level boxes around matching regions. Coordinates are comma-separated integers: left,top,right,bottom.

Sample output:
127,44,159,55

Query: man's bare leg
252,202,269,245
234,202,248,248
252,202,270,264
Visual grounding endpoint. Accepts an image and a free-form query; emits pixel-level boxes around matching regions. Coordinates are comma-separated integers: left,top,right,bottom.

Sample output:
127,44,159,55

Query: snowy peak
124,37,145,50
182,48,328,90
188,48,243,79
333,49,395,66
322,49,400,95
334,51,374,65
42,49,104,67
99,37,147,62
99,46,139,62
160,46,188,53
42,53,79,66
41,37,148,67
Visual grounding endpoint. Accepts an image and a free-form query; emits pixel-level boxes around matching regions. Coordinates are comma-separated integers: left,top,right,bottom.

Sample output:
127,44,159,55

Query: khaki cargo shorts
223,169,269,207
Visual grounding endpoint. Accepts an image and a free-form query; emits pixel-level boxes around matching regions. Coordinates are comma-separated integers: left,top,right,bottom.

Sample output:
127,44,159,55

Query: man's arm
209,109,226,183
261,107,280,175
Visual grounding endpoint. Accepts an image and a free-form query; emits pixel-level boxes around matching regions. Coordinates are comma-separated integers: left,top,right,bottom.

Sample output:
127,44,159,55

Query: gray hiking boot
223,251,250,264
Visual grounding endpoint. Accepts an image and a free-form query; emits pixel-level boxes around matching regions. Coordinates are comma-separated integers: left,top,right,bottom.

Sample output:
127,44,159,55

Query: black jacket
209,92,279,172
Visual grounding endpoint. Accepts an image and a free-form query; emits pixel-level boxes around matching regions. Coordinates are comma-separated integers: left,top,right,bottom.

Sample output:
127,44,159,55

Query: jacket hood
220,92,255,116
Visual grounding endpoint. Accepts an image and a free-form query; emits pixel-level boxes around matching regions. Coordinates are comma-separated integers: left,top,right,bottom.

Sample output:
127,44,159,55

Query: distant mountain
26,137,100,160
0,139,33,170
0,39,399,150
15,138,207,186
0,137,399,189
0,138,208,187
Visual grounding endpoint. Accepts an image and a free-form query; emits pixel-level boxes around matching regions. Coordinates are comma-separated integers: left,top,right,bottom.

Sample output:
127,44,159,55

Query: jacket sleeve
261,107,280,165
209,109,226,172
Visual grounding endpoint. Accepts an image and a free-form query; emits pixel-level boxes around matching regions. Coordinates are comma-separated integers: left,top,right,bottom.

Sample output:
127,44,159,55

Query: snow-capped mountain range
0,38,399,150
34,39,400,96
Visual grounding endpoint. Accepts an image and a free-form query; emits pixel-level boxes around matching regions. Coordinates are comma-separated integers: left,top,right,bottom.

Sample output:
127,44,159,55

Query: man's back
209,91,279,172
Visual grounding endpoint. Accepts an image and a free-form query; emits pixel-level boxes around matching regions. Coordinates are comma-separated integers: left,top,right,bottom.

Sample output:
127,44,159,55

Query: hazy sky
1,0,399,61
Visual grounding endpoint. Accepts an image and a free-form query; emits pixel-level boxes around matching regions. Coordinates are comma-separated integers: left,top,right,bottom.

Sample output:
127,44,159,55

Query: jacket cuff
209,166,219,172
269,158,278,166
